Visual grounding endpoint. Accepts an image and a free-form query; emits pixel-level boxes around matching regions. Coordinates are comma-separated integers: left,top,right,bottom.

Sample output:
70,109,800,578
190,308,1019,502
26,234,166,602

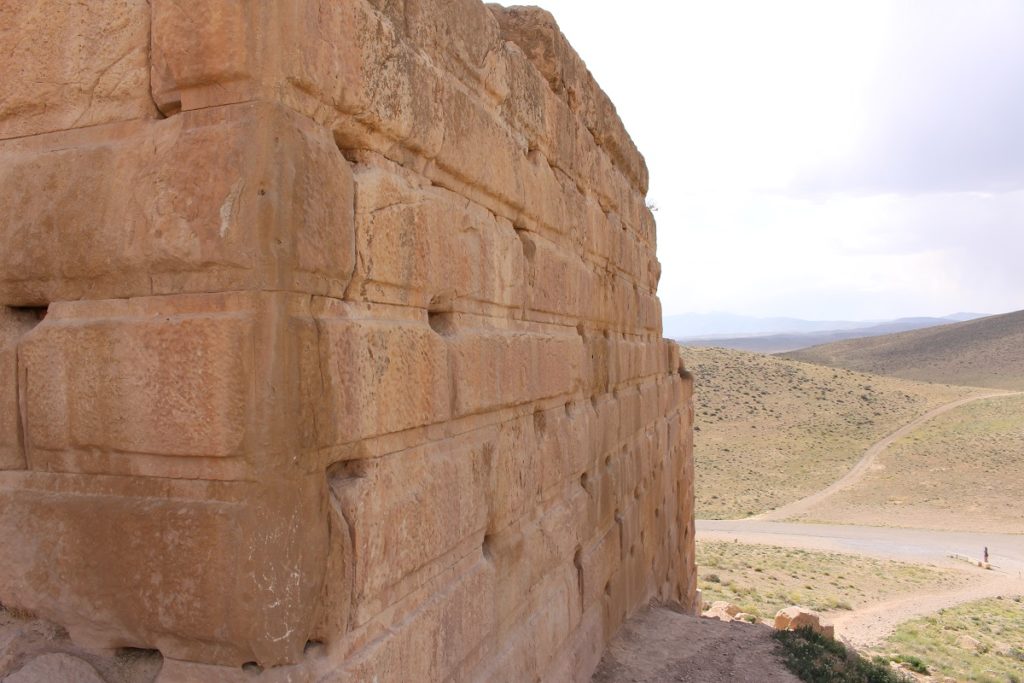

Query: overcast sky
529,0,1024,320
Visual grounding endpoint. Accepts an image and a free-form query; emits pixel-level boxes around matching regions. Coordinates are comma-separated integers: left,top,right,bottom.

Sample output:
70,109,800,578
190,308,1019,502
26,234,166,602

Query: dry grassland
682,346,972,519
697,541,969,621
879,596,1024,682
785,309,1024,391
799,393,1024,532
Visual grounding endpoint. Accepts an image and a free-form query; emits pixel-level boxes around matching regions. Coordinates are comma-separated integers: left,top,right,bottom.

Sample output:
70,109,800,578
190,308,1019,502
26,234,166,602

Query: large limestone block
281,1,537,213
490,6,649,193
14,293,324,479
519,231,595,321
19,298,254,465
326,436,489,626
578,524,622,610
349,156,524,309
365,0,504,95
151,0,265,114
468,565,580,682
0,103,353,305
488,494,585,630
433,83,527,209
325,561,496,683
0,308,44,470
445,323,583,416
0,471,329,667
584,456,622,538
310,301,450,445
0,1,155,139
282,0,446,157
487,414,539,534
541,603,605,683
619,339,665,385
536,402,590,497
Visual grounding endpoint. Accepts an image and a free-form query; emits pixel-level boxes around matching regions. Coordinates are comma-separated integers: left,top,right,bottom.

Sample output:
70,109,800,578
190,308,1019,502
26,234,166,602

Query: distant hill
681,345,971,519
681,317,971,353
783,309,1024,390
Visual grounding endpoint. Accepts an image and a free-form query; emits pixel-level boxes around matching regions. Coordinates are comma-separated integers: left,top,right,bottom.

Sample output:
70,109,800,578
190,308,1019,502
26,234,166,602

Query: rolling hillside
679,317,976,354
795,392,1024,532
681,346,972,519
783,309,1024,390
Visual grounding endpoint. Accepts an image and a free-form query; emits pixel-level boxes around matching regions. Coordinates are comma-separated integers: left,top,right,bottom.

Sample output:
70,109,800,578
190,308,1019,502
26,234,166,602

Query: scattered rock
5,653,104,683
773,606,835,638
702,601,742,622
955,634,981,651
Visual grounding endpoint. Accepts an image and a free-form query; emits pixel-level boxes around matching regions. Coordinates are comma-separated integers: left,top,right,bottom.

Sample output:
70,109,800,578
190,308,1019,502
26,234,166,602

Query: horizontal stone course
0,103,353,305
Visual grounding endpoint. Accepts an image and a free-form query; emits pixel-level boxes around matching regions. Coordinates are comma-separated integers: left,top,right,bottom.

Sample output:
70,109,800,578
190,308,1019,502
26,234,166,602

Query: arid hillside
795,392,1024,532
682,346,972,519
783,309,1024,390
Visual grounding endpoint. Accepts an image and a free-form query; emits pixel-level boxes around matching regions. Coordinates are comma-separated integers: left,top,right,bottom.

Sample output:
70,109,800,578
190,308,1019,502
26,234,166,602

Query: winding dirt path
753,391,1021,522
828,572,1024,648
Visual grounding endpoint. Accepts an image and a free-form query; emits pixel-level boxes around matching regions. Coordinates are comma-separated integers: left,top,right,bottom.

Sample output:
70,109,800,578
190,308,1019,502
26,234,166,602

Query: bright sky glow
527,0,1024,319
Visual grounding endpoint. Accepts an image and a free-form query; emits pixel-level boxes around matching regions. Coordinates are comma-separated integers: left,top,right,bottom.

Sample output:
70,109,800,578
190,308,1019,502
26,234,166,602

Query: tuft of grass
890,654,928,675
773,627,911,683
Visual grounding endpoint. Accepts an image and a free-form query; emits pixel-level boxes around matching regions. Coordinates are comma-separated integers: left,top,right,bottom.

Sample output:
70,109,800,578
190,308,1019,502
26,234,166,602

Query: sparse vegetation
697,541,968,619
877,596,1024,682
682,345,971,518
803,393,1024,532
774,626,911,682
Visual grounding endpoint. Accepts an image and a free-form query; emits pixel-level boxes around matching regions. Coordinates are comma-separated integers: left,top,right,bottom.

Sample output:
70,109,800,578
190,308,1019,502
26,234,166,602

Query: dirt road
753,391,1021,522
698,519,1024,646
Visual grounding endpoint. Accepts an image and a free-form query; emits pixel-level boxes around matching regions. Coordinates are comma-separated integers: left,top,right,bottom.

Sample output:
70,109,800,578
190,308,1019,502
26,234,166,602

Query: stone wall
0,2,696,681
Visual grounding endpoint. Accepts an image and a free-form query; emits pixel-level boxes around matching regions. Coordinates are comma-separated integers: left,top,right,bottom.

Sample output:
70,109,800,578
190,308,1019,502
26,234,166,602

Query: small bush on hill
773,627,911,683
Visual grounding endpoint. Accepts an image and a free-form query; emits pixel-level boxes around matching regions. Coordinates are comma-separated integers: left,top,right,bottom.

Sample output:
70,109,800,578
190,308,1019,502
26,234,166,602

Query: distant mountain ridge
782,309,1024,390
664,312,986,353
663,311,984,340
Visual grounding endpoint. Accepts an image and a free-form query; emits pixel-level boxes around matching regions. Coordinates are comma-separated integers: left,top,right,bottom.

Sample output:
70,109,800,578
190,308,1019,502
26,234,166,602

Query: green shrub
773,627,911,683
892,654,928,674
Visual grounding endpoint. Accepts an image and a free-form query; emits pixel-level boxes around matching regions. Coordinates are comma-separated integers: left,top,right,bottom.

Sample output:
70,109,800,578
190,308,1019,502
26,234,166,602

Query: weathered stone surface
327,437,489,625
0,103,353,305
325,562,496,683
311,300,450,445
5,653,104,683
0,472,328,666
19,299,253,462
0,0,694,679
349,154,525,310
151,0,263,114
0,308,42,470
0,1,156,139
446,323,584,416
